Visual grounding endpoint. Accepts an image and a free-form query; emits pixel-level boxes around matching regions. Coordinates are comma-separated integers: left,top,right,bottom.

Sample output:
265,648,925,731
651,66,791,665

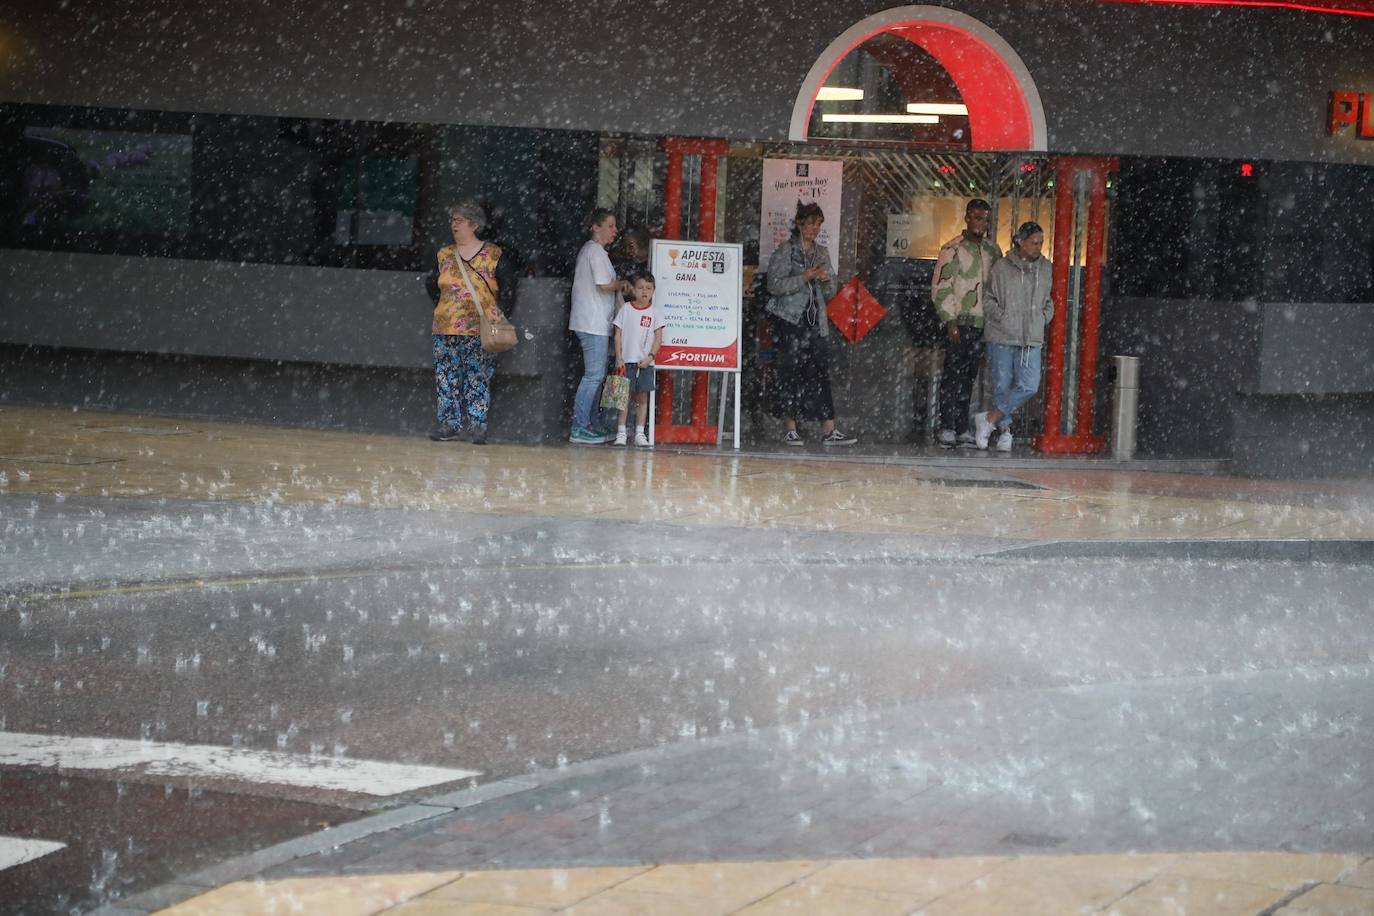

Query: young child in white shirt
612,272,666,447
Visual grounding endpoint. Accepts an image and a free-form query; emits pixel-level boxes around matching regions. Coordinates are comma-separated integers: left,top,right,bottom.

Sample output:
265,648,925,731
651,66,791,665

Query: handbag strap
453,250,491,318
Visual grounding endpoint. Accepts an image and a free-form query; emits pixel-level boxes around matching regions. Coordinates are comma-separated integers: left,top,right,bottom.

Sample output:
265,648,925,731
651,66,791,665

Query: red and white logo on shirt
639,315,653,328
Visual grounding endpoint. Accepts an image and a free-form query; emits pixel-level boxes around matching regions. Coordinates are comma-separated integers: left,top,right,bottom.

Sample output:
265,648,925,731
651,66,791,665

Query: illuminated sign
1106,1,1374,19
1328,90,1374,137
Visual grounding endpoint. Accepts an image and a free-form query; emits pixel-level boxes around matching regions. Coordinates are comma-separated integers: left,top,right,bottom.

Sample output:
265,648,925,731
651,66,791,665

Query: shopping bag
600,370,630,412
826,277,886,343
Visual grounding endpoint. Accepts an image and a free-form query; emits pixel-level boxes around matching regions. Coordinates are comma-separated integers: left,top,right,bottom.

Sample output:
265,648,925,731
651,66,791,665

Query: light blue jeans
987,343,1042,430
572,331,610,432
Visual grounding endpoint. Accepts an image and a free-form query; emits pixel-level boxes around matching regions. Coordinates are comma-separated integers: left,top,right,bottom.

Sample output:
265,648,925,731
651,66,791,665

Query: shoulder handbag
455,252,518,353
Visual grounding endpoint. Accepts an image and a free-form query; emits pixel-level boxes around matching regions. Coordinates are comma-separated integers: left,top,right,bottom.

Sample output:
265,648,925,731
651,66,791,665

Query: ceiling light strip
906,103,970,115
821,114,940,124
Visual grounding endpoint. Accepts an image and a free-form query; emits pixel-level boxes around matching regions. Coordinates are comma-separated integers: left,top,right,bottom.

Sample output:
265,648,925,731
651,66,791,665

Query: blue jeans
987,343,1042,430
572,331,610,432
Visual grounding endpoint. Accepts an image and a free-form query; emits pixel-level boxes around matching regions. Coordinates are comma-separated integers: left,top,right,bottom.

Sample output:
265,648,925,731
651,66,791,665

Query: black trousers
938,325,985,433
770,318,835,423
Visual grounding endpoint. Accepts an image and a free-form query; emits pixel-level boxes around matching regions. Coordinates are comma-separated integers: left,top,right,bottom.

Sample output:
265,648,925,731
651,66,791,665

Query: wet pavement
1,404,1372,914
2,403,1372,543
0,772,355,913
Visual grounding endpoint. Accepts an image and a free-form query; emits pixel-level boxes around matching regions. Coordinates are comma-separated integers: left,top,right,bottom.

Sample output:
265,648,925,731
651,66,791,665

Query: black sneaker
470,427,487,445
428,425,460,442
821,429,857,446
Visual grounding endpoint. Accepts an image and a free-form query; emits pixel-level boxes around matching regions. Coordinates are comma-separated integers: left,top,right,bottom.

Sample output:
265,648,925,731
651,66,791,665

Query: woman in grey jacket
765,202,856,446
973,221,1054,452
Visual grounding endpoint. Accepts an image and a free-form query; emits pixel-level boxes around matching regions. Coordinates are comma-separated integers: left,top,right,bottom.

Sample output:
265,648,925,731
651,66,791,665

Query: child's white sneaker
634,430,651,447
995,429,1013,452
613,429,627,446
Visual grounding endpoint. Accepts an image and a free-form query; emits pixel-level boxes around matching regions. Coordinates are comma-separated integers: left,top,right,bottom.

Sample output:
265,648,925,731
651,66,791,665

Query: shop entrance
726,145,1059,446
597,6,1116,452
600,143,1058,446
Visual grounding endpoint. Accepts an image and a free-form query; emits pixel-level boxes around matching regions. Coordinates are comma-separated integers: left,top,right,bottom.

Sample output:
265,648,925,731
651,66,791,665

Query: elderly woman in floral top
428,200,517,444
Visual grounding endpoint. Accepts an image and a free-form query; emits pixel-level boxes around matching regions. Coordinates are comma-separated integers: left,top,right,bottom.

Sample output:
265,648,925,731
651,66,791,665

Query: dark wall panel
3,1,1374,165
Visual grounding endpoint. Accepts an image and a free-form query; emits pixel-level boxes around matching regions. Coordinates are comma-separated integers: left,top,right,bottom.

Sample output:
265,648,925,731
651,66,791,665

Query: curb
89,733,756,914
88,658,1374,913
989,538,1374,563
653,443,1230,475
87,805,454,915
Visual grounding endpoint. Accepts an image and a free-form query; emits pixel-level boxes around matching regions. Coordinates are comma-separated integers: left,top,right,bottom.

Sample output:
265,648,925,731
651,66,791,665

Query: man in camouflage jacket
929,198,1002,447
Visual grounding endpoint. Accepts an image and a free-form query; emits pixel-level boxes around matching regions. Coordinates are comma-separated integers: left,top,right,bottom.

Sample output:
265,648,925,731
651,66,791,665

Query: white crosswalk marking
0,836,66,872
0,731,480,797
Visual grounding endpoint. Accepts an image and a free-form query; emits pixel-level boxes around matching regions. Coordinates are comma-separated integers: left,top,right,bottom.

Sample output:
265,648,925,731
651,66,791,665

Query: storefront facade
3,1,1373,473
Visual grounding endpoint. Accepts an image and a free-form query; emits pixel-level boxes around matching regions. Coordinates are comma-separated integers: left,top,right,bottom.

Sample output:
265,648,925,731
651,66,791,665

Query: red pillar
1034,157,1116,454
656,144,685,432
698,154,719,243
1074,163,1110,438
662,146,685,241
655,137,729,445
1038,161,1075,448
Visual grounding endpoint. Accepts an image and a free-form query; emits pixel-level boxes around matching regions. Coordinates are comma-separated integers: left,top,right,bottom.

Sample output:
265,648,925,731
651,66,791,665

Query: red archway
791,7,1046,151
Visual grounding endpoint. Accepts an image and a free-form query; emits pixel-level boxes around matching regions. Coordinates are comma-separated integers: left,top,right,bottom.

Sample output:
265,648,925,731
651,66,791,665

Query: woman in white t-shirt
568,208,621,444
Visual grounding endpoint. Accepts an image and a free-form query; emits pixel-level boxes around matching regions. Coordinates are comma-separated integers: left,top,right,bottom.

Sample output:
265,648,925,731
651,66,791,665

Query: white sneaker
821,429,857,446
613,429,627,446
973,411,994,450
938,429,957,448
995,429,1013,452
635,430,651,447
957,431,976,446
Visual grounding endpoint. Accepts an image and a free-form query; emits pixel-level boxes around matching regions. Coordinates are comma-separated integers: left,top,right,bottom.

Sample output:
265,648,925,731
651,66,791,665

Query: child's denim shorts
625,364,656,393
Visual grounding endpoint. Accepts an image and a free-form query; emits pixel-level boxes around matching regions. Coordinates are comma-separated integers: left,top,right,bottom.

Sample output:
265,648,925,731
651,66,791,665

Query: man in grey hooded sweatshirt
973,221,1054,452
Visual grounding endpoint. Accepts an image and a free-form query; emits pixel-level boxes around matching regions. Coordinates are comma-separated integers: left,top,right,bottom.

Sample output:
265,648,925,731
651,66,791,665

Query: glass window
19,126,193,240
1,107,194,255
190,115,425,270
334,157,419,248
1111,156,1374,304
2,104,601,276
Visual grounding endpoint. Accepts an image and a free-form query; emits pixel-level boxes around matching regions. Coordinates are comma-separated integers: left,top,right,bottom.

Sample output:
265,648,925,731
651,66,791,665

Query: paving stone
422,864,650,909
99,883,208,913
1272,882,1374,915
1101,874,1285,916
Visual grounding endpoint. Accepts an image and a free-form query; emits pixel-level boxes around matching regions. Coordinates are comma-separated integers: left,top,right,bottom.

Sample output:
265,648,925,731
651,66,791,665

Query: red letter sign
1331,90,1360,134
1361,95,1374,139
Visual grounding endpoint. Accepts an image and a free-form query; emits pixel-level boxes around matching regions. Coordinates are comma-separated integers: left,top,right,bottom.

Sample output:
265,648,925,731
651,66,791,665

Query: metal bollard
1111,355,1140,460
